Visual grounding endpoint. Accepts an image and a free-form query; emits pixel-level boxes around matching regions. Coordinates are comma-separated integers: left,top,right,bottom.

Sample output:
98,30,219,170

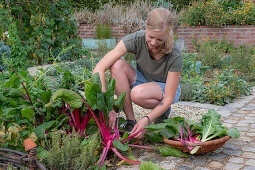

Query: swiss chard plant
46,73,155,167
0,66,84,150
145,109,240,154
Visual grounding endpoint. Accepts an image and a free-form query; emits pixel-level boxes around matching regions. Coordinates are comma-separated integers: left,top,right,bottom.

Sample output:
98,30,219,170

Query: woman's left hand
130,117,149,139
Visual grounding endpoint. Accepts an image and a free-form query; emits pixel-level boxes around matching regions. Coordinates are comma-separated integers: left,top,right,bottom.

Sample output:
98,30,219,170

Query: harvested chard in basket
144,109,240,154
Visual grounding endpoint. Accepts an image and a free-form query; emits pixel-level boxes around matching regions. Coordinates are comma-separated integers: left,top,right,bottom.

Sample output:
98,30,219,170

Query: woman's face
145,29,168,50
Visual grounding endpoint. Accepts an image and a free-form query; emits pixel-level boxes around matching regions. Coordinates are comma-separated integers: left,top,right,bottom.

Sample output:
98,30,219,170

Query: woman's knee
110,59,126,74
130,86,146,103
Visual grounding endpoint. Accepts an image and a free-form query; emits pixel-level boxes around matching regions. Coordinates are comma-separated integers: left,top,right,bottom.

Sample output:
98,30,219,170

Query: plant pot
163,135,231,154
82,39,116,50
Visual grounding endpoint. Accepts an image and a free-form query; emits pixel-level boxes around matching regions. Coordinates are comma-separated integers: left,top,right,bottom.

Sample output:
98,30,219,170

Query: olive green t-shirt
122,30,183,83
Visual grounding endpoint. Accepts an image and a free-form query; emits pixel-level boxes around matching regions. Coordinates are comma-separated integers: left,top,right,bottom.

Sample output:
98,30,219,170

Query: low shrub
228,45,255,81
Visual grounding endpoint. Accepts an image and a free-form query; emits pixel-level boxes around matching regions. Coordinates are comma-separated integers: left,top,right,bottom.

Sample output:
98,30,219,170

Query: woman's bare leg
131,83,163,109
110,59,136,120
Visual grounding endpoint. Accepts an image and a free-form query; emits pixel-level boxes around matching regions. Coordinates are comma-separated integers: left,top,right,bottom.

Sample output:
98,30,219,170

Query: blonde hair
146,8,177,54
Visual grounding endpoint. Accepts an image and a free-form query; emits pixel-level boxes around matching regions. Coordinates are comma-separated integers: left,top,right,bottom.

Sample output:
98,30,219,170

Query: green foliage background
0,0,82,68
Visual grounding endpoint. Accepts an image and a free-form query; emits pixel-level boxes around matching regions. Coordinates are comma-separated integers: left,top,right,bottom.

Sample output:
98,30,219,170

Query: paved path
118,86,255,170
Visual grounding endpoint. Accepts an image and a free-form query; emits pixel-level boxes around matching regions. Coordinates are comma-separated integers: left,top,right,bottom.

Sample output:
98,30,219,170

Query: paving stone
117,165,140,170
208,153,226,160
239,136,252,142
176,164,194,170
198,103,219,110
223,149,241,156
241,147,255,153
239,120,255,124
237,127,250,132
245,117,255,120
208,161,223,168
191,158,207,165
165,156,183,163
218,106,237,112
194,168,210,170
232,113,246,117
223,144,240,150
241,104,255,111
228,157,244,164
247,133,255,137
228,141,246,146
236,110,249,114
245,159,255,166
218,110,232,117
236,123,250,127
223,123,234,128
213,147,224,153
242,152,255,159
160,161,176,170
243,166,255,170
224,119,238,123
226,103,244,109
224,163,244,170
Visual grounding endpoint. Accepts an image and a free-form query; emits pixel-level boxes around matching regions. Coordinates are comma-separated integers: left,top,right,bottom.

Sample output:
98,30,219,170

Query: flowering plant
179,0,255,27
193,69,252,105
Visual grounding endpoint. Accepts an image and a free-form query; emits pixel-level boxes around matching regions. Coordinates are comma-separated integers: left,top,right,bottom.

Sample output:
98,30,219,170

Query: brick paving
118,87,255,170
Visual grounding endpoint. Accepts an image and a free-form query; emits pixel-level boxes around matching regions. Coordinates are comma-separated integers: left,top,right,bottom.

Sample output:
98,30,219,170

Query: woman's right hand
109,110,117,129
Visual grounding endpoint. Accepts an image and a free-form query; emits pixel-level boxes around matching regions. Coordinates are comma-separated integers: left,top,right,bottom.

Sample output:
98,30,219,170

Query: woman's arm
93,40,127,92
147,71,180,121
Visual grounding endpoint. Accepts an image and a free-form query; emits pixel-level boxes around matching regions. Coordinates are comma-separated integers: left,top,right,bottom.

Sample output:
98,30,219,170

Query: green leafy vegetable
158,147,189,158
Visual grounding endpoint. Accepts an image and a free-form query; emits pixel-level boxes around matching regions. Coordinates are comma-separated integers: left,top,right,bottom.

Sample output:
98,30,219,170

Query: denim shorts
131,70,181,104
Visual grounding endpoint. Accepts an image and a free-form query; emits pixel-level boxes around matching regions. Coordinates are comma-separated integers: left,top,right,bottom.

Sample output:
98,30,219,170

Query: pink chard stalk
46,73,154,168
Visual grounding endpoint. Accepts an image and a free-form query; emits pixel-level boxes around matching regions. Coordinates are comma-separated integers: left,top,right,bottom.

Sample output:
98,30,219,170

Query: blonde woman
93,8,182,139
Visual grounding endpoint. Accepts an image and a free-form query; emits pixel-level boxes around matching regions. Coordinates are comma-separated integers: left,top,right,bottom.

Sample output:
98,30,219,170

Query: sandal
123,120,137,132
155,108,171,124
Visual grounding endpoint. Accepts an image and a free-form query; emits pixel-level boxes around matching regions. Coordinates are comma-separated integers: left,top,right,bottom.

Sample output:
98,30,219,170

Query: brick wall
78,24,255,52
176,25,255,52
78,24,126,41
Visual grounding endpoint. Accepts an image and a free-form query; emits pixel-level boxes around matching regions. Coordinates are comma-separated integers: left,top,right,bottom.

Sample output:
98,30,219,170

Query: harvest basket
163,135,231,154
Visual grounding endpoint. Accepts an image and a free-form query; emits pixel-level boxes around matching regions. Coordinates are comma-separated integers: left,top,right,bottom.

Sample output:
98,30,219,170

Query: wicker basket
163,135,231,154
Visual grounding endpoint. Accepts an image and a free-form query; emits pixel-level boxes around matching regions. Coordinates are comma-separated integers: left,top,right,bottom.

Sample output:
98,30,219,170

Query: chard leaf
144,132,163,143
39,91,52,104
227,127,240,138
97,92,105,110
3,73,19,88
120,131,129,141
34,120,56,137
144,123,167,130
158,147,188,158
42,76,60,91
62,70,75,89
112,139,129,151
104,79,115,112
46,89,83,108
92,72,102,88
21,107,35,120
200,109,223,142
160,126,177,139
85,80,103,110
140,161,161,170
